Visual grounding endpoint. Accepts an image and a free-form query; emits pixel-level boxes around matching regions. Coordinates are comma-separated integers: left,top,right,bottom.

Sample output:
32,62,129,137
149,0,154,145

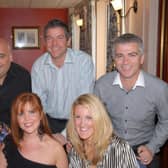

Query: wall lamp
110,0,138,17
76,19,83,27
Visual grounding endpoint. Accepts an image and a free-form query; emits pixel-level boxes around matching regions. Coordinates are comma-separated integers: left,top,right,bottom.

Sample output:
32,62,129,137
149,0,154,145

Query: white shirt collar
44,48,73,69
113,71,145,90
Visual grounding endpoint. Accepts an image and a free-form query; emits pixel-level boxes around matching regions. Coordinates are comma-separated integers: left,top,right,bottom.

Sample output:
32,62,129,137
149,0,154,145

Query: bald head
0,38,12,85
0,38,11,53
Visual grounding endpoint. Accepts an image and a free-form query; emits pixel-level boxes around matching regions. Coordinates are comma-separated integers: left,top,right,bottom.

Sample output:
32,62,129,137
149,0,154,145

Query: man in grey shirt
94,33,168,168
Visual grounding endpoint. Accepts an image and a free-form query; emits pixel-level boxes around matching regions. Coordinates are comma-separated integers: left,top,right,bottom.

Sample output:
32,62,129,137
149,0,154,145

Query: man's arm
146,83,168,154
79,55,95,93
31,64,47,109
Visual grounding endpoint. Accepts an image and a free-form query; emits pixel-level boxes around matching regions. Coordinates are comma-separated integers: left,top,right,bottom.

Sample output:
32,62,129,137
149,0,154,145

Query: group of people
0,18,168,168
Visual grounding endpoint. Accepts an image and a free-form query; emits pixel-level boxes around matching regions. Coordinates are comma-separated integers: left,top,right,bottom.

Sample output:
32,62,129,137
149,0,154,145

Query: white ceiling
0,0,82,8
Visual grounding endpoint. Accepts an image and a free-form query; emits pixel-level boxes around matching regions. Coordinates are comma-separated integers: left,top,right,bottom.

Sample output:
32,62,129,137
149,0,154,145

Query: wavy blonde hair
67,94,113,165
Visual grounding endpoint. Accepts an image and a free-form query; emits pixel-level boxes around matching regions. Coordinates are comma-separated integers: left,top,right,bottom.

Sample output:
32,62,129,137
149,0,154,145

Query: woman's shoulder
43,134,62,150
109,135,131,150
43,135,68,168
43,134,66,157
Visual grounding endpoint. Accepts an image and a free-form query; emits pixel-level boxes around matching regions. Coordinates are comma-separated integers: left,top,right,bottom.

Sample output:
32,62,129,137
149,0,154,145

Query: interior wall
124,0,159,75
96,0,108,79
0,8,68,71
95,0,159,79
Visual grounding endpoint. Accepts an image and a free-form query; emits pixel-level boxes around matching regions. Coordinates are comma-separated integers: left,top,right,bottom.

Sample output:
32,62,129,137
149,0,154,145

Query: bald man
0,38,31,126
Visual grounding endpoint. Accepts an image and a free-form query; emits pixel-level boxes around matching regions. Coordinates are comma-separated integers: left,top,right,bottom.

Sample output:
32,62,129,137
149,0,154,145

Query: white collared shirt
31,48,95,119
113,71,145,90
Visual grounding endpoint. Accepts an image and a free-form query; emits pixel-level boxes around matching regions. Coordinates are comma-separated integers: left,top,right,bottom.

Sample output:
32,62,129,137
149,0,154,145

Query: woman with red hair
0,92,68,168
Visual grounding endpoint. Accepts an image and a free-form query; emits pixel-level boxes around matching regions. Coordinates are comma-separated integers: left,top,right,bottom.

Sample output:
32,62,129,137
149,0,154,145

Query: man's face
0,40,12,83
114,42,144,81
45,27,71,62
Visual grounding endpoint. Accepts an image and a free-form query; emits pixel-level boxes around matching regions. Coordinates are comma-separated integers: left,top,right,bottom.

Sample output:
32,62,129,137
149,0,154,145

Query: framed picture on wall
12,27,40,49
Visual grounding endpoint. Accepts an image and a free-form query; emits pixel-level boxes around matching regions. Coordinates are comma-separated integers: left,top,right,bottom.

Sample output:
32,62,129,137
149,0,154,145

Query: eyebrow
128,51,139,55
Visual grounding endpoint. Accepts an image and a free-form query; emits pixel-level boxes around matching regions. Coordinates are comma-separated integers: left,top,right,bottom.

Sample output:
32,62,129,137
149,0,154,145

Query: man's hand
137,145,153,165
53,133,72,153
53,133,68,146
0,143,7,168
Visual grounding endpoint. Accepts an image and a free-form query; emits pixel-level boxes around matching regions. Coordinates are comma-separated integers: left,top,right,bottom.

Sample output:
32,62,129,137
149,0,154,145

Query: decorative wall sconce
110,0,122,11
111,0,138,17
76,19,83,27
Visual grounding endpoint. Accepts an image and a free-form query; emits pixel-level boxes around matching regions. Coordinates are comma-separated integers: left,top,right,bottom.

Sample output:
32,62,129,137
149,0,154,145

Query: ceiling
0,0,83,8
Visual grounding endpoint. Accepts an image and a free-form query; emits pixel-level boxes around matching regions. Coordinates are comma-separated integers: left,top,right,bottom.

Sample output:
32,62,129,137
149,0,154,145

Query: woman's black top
4,136,57,168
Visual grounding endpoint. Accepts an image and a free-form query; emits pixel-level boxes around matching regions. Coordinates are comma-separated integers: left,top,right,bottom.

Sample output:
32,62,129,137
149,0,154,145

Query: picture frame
12,27,40,49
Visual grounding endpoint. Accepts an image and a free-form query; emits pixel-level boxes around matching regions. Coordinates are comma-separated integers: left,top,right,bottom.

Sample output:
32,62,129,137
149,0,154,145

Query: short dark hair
112,33,144,57
44,19,70,39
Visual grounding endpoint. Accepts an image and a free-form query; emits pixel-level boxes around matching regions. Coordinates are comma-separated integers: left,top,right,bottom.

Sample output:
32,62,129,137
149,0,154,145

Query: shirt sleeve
108,138,139,168
31,62,48,111
68,148,83,168
23,71,32,92
146,83,168,154
120,141,140,168
94,80,101,97
79,54,95,94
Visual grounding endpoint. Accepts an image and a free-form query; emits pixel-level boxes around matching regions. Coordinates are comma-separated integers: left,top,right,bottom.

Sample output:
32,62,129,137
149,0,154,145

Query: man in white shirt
31,19,95,133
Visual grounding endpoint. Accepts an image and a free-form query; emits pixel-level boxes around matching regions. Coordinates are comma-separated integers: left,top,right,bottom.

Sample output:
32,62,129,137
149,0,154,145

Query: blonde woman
67,94,139,168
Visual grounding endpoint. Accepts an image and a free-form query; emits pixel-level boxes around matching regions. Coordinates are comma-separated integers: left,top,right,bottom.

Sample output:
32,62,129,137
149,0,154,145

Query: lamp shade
110,0,122,11
76,19,83,27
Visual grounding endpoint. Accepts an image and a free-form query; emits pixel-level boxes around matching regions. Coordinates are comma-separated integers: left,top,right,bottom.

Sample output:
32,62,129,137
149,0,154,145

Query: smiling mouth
79,128,90,133
24,123,33,127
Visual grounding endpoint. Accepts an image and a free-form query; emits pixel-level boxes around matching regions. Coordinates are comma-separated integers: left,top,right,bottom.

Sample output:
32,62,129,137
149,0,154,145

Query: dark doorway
157,0,168,82
157,0,168,167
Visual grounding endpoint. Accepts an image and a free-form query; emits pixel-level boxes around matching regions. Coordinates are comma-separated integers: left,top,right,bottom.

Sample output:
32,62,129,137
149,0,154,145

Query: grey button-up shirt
94,70,168,154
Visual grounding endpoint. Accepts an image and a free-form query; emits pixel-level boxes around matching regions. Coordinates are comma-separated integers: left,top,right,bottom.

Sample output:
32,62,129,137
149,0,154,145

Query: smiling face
74,105,94,142
45,27,71,66
114,42,144,83
17,102,41,136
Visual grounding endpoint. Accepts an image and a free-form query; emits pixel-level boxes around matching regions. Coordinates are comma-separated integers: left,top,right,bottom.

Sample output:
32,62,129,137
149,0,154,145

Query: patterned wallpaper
106,4,118,72
73,1,118,72
79,1,92,55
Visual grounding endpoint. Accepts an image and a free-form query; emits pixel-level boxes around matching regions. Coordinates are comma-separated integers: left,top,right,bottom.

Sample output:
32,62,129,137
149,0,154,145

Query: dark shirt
0,62,31,125
9,150,56,168
4,136,56,168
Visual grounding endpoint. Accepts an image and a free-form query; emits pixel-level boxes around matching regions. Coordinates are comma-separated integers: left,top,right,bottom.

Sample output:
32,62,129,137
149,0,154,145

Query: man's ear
67,37,71,47
9,53,13,61
140,55,144,65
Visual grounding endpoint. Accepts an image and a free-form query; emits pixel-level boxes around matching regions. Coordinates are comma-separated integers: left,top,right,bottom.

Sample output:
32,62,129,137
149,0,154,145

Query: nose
122,55,129,64
52,38,58,45
80,118,86,127
23,112,30,121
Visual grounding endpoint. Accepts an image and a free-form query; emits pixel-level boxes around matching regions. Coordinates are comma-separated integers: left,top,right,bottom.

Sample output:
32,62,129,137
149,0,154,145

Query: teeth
24,123,32,127
122,66,130,70
53,47,59,50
